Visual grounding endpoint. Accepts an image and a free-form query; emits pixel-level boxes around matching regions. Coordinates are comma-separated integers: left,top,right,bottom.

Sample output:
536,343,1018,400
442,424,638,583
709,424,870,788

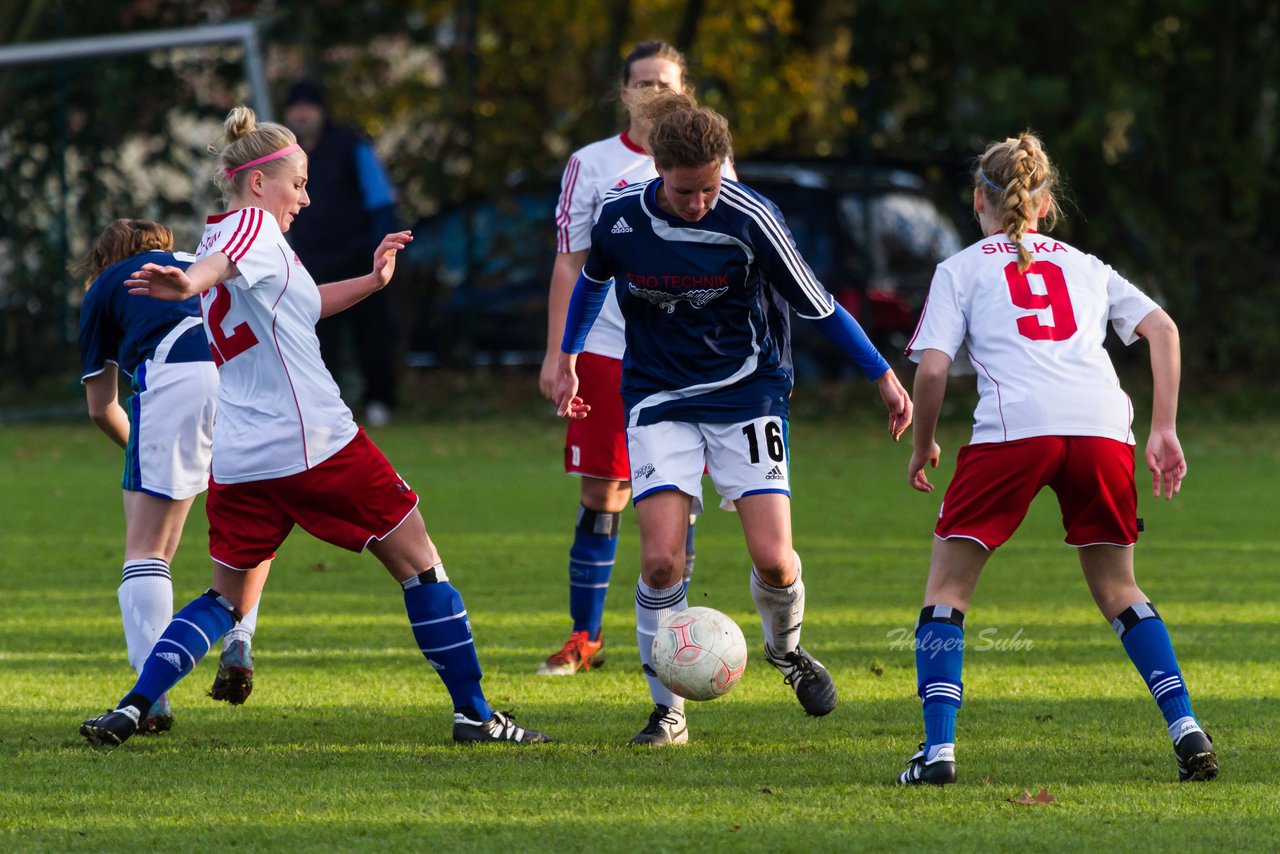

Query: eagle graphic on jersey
627,280,729,313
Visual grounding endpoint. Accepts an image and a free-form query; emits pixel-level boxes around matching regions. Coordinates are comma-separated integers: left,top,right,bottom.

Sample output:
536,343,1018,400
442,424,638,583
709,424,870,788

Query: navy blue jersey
79,251,209,380
583,178,835,426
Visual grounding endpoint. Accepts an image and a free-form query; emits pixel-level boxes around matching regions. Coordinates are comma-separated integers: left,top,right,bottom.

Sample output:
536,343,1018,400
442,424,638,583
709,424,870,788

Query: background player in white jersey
80,107,551,748
553,102,912,745
536,40,735,677
897,133,1216,785
76,219,262,732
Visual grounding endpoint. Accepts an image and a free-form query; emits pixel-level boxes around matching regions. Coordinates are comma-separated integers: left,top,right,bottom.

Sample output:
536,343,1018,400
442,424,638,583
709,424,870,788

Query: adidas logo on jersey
611,217,634,234
158,652,183,670
765,465,785,481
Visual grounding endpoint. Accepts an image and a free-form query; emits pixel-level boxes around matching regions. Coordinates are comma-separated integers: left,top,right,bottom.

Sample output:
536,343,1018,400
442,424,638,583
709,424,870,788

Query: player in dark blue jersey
553,103,913,745
77,219,262,728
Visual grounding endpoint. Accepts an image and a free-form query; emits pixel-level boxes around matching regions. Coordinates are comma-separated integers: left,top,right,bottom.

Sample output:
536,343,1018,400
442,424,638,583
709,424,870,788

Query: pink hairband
225,143,302,179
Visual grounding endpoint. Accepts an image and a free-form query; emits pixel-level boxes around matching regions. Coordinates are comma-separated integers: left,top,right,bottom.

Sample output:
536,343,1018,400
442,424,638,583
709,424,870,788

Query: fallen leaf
759,787,773,795
869,663,884,677
1009,787,1056,806
982,775,995,786
729,825,741,832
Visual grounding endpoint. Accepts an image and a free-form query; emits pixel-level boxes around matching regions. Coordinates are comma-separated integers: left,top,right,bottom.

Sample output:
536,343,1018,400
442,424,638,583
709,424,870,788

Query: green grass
2,410,1278,852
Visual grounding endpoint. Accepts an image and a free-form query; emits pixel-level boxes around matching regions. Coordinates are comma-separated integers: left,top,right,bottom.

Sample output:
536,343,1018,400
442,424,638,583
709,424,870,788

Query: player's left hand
876,369,913,441
1145,427,1186,500
372,231,413,287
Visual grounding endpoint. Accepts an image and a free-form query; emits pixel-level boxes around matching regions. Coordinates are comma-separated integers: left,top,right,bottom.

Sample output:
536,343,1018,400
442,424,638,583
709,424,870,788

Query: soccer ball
651,607,748,701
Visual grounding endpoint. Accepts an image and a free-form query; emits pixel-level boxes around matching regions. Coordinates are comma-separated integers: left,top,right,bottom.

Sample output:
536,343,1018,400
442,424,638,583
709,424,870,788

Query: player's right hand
908,442,941,493
126,263,196,301
877,369,913,441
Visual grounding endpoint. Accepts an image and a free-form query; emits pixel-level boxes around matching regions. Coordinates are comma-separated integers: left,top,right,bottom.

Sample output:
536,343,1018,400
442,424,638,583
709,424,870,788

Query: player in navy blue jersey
76,219,262,731
553,103,913,745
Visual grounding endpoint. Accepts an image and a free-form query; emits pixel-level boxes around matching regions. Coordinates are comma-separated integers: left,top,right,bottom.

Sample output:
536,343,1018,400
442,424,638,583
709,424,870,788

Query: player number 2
742,420,785,465
1004,260,1077,341
204,283,260,365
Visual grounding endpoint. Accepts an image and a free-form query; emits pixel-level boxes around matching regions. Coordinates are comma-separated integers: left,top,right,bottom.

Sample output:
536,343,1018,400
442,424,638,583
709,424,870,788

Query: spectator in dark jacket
284,79,400,426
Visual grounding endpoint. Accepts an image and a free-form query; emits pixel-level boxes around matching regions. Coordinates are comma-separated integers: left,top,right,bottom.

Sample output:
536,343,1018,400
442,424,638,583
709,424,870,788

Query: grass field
2,407,1278,852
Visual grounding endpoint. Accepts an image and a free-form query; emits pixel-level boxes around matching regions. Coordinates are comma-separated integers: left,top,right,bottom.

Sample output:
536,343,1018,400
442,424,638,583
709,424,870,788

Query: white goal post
0,20,272,120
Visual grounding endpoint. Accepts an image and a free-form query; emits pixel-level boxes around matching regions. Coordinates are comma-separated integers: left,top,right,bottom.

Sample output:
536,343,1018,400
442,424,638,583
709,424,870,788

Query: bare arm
540,249,589,401
1135,308,1185,499
126,253,234,300
907,349,951,493
84,371,129,448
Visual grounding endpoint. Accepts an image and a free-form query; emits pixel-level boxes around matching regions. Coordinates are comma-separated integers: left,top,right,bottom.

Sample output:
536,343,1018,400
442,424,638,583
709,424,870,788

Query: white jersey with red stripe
196,206,357,483
906,231,1159,445
555,132,735,359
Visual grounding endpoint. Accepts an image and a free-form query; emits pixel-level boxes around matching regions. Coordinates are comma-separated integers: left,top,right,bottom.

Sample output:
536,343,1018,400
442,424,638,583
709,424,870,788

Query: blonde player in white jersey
536,40,735,677
897,132,1216,786
80,107,551,748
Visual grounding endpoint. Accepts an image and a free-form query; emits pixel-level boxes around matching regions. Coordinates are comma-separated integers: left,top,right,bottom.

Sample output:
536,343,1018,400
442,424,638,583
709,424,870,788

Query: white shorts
124,359,218,500
626,416,791,514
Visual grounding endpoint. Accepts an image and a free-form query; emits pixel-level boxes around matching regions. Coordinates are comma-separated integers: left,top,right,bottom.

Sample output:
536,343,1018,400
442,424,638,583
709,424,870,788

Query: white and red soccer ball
651,607,748,701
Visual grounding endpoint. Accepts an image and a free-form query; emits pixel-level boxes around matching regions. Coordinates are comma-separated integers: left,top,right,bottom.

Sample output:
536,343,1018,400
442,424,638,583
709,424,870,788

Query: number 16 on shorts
625,416,791,512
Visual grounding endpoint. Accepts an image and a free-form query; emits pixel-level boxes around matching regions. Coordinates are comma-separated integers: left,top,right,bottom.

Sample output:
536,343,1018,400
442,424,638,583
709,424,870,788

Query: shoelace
781,652,816,687
643,706,679,733
488,711,525,740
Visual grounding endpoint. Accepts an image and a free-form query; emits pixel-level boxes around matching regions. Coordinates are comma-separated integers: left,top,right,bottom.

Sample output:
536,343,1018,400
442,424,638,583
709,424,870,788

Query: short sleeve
745,193,835,319
1104,264,1160,345
218,208,284,289
905,264,966,362
555,155,597,254
78,275,120,381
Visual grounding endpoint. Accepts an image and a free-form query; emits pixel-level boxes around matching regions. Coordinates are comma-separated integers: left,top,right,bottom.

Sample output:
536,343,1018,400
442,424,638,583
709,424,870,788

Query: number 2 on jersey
204,283,260,365
1004,260,1077,341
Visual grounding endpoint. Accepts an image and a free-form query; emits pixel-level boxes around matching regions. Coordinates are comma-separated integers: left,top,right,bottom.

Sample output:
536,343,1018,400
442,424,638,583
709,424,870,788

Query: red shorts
565,351,629,481
207,429,420,569
936,436,1137,549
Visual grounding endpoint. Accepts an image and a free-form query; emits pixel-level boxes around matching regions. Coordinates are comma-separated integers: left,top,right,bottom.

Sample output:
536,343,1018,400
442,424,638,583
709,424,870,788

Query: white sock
636,578,688,711
925,742,955,763
1169,715,1202,743
750,551,805,659
118,559,174,676
223,599,260,647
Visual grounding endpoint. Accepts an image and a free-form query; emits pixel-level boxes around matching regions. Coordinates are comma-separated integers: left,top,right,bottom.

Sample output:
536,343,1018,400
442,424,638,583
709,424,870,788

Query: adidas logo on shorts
159,652,183,670
765,465,785,481
611,217,633,234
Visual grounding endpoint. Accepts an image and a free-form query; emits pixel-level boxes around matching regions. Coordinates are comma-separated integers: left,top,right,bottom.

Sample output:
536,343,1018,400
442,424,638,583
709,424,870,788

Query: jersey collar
619,131,647,154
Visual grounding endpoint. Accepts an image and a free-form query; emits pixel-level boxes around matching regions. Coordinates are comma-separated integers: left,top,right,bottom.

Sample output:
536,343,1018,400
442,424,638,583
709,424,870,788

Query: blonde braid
977,132,1061,273
1002,142,1038,272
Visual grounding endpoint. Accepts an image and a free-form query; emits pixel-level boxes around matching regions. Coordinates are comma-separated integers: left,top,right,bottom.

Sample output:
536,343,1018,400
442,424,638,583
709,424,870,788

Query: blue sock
915,605,965,759
121,590,238,712
1113,602,1197,731
403,566,490,721
569,506,619,641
